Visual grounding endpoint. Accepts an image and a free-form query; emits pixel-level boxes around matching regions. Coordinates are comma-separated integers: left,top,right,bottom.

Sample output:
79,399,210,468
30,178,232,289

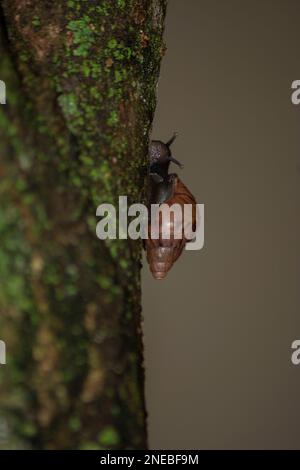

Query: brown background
142,0,300,449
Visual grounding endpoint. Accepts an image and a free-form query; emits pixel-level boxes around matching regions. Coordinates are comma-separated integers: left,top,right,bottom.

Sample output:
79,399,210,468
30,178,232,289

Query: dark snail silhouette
145,133,197,279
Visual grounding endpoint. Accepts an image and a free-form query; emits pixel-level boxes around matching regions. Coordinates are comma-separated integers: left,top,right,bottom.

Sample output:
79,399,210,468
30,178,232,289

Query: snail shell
145,176,197,279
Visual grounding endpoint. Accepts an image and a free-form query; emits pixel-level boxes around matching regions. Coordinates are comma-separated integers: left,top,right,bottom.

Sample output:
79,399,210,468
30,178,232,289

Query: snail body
145,134,197,280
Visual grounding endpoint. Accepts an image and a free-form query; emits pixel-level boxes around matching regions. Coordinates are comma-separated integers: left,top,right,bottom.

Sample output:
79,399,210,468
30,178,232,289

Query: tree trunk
0,0,167,450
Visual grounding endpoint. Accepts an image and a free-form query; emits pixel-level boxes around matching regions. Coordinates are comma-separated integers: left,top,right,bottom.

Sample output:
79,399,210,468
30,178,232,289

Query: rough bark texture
0,0,167,450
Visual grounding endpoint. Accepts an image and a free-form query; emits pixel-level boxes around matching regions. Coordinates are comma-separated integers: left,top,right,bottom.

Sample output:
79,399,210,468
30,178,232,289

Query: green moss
107,110,119,127
107,38,118,49
58,93,79,117
119,258,129,270
114,69,122,83
98,427,120,447
117,0,126,9
97,275,113,290
67,16,95,57
0,203,32,312
69,416,81,432
32,16,41,27
80,442,104,450
18,422,37,438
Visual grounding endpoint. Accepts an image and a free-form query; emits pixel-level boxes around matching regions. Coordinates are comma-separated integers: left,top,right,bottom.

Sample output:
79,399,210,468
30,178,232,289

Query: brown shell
145,176,197,279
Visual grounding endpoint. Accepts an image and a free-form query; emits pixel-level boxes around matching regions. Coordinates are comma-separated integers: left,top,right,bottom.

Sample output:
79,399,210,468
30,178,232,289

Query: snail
144,133,197,279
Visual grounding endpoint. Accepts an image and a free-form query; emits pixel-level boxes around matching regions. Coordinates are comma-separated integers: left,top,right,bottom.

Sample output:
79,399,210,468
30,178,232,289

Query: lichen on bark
0,0,167,450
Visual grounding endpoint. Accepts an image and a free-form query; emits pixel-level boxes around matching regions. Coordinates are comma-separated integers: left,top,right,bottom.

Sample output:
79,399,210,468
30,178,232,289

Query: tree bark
0,0,167,450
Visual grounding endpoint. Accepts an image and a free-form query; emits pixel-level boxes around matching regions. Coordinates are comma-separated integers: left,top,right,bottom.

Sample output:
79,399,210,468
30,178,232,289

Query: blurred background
143,0,300,449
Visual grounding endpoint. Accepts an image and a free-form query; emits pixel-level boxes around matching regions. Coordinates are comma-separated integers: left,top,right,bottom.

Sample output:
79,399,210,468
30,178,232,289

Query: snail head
149,132,183,177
